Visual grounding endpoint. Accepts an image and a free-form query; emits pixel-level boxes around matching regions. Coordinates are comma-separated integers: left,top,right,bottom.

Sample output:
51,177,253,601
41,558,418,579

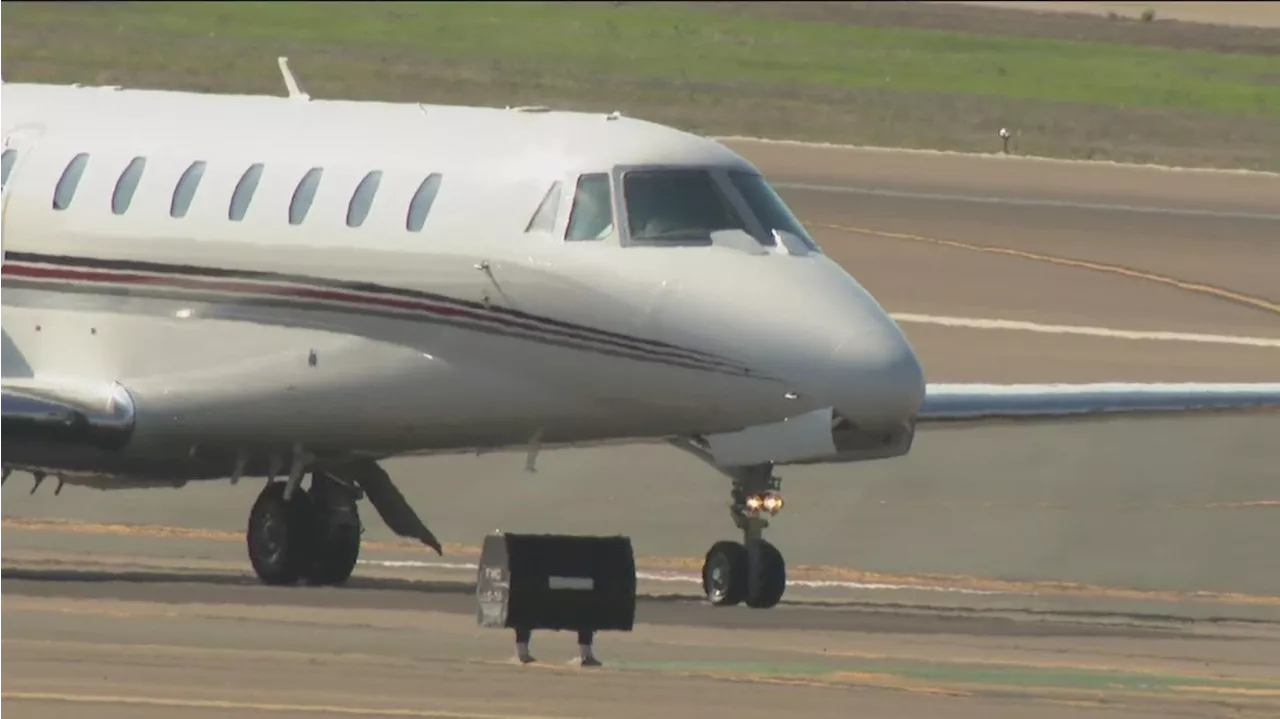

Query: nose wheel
703,540,748,605
701,536,786,609
700,464,788,609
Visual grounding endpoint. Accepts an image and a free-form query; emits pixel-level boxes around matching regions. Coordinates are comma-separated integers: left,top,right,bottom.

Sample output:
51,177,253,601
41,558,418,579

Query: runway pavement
9,584,1279,719
5,146,1280,717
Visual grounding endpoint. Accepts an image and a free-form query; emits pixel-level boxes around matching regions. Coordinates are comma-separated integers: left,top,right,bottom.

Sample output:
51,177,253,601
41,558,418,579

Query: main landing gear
247,471,363,586
701,464,786,609
244,458,441,587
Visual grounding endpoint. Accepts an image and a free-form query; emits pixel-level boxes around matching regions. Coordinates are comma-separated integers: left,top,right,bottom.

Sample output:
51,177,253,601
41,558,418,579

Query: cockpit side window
565,173,613,241
622,169,747,243
728,171,820,251
526,180,563,234
1,149,17,189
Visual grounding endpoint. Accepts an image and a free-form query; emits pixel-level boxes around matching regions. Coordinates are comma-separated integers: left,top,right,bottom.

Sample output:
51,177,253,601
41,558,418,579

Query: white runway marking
357,559,1002,595
889,313,1280,348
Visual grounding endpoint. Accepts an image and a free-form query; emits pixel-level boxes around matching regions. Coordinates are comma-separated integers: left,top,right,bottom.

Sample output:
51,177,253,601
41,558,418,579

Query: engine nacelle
1,380,136,452
700,407,915,467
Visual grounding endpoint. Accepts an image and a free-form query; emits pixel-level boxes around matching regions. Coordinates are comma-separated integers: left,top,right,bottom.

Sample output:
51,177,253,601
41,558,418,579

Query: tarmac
5,140,1280,717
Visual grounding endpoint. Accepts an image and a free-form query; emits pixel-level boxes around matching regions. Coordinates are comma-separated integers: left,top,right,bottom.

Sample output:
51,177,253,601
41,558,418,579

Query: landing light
745,492,784,515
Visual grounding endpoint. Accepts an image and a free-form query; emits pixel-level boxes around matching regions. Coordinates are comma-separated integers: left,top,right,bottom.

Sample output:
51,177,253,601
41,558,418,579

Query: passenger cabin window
171,160,207,218
565,173,613,241
289,167,323,225
112,156,147,215
526,181,562,233
622,169,746,243
405,173,441,232
347,170,382,228
52,152,91,211
229,163,265,221
728,171,819,251
1,149,16,189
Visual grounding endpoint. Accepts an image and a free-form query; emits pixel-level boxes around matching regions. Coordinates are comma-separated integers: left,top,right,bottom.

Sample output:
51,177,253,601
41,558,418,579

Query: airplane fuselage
2,82,925,484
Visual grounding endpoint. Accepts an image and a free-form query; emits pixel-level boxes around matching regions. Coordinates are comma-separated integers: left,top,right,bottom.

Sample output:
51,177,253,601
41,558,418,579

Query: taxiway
5,141,1280,718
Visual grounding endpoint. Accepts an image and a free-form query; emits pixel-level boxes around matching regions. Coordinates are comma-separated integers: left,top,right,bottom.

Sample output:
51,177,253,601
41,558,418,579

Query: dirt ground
690,1,1280,54
3,2,1279,170
951,1,1280,30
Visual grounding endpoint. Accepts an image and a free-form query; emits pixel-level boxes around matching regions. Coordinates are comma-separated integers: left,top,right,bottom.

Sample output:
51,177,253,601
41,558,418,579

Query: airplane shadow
0,565,709,605
2,565,1247,638
1,566,475,595
1,564,731,632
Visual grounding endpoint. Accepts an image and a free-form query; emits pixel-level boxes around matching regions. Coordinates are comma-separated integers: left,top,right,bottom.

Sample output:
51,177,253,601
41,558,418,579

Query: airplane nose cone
827,323,926,430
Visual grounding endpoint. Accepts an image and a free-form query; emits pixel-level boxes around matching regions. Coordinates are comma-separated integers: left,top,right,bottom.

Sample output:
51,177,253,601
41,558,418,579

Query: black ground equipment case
476,532,637,633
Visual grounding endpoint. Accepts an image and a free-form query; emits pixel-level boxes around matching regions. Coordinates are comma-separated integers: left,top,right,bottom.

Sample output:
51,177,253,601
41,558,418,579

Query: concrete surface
5,143,1280,717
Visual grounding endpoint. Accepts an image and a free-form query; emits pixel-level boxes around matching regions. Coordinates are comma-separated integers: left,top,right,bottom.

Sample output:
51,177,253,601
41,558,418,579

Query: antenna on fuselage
277,56,311,101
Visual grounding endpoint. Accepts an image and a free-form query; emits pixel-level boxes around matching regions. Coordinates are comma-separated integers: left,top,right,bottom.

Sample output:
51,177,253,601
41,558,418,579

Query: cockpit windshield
727,171,820,251
622,169,748,243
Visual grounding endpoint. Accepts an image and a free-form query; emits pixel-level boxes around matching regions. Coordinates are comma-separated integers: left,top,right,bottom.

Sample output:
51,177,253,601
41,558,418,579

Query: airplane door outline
1,124,49,248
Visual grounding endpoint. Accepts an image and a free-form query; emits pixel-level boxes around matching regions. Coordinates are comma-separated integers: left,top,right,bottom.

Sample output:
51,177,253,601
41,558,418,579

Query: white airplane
3,61,1279,610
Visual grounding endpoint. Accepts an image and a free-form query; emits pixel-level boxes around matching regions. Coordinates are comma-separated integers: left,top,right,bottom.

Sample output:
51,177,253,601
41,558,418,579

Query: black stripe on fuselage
1,254,766,378
3,251,727,362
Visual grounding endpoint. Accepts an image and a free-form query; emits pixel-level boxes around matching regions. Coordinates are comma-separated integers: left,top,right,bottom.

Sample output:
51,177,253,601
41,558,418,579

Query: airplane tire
303,489,362,586
744,540,786,609
702,540,749,606
247,482,315,585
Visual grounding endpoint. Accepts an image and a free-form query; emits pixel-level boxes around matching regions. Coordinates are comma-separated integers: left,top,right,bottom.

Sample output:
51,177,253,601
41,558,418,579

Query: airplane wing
690,381,1280,469
915,382,1280,427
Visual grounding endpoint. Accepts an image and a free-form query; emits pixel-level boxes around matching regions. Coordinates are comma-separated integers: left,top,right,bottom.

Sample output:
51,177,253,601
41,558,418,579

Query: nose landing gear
700,465,786,609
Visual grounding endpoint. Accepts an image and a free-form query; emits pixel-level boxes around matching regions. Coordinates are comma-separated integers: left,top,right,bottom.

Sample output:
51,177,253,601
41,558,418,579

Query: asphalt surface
10,589,1277,719
5,143,1280,717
